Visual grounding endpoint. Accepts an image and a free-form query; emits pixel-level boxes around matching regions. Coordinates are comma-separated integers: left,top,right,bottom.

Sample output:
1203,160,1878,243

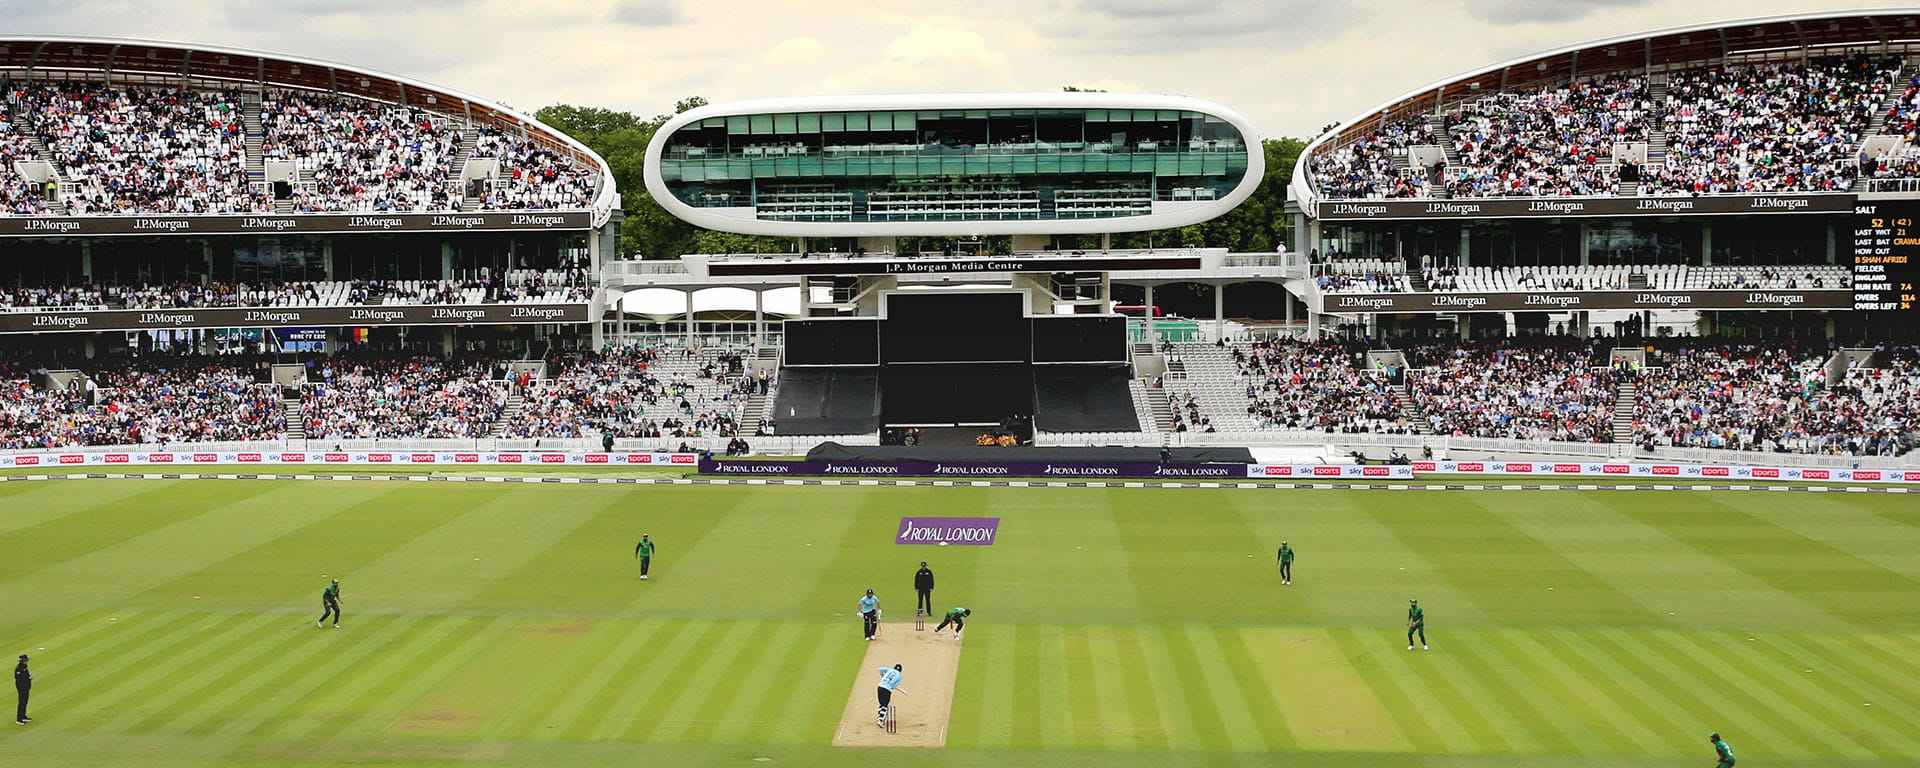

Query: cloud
883,25,1006,68
764,37,823,67
610,0,681,27
1462,0,1656,25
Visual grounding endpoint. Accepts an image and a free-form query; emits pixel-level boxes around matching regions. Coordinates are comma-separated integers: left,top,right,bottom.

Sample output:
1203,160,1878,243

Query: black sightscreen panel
771,367,880,434
882,293,1029,364
881,363,1033,425
1032,316,1128,363
1033,364,1139,432
783,319,878,365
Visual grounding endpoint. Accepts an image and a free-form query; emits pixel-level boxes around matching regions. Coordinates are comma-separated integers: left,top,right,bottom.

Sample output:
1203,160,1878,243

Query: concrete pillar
1306,308,1319,337
80,241,93,281
1143,282,1157,344
1701,221,1712,265
754,288,765,349
1284,284,1294,328
684,289,696,346
1458,227,1471,268
440,327,454,356
1213,282,1225,341
441,242,454,279
323,239,335,280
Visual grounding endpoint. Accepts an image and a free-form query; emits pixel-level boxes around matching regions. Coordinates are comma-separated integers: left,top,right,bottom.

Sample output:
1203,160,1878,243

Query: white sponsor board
1245,464,1417,479
1408,460,1920,484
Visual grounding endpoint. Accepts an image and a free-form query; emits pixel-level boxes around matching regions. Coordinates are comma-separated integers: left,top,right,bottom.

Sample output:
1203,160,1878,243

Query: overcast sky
3,0,1906,140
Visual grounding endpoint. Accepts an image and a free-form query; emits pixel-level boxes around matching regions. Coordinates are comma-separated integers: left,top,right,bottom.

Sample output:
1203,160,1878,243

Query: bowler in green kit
634,534,656,580
1277,541,1294,585
1710,732,1734,767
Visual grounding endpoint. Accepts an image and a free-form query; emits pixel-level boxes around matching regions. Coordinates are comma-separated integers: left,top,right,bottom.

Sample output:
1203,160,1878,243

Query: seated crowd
1631,342,1916,456
1649,55,1894,194
506,345,749,439
1407,340,1618,441
0,359,283,448
1229,340,1410,433
1305,117,1433,199
23,82,267,214
1444,74,1648,198
0,269,591,311
302,356,511,440
0,80,599,215
262,91,463,213
471,129,599,210
1313,53,1896,198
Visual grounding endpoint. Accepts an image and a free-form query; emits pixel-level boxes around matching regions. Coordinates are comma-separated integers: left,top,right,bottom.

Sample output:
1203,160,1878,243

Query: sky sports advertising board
1852,202,1920,313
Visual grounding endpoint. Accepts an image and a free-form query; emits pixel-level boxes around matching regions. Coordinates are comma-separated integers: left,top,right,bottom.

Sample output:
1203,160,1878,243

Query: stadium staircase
1627,272,1651,289
1143,385,1175,432
1434,123,1460,198
284,398,305,440
1612,380,1637,443
487,390,525,438
451,129,480,210
1853,64,1902,192
1644,74,1668,179
1394,382,1428,435
26,135,72,214
1406,263,1430,292
738,348,779,431
240,92,269,204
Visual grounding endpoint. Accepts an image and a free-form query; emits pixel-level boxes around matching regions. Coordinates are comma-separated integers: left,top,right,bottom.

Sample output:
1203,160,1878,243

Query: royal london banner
0,451,698,467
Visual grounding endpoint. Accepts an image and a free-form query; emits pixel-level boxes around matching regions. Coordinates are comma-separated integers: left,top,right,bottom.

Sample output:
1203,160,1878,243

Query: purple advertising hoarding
896,517,1001,546
696,457,1245,479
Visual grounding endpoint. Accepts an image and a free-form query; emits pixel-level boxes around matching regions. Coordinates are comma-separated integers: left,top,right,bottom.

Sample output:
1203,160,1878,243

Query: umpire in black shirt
914,561,935,617
14,654,30,724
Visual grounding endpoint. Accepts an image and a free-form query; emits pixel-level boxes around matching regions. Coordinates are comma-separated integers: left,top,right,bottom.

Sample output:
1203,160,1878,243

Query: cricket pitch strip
832,622,962,747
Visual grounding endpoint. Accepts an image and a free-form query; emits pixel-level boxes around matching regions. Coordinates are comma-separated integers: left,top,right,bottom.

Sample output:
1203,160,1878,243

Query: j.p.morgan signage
0,211,592,237
1324,290,1853,314
1317,194,1855,221
0,303,589,334
708,255,1203,276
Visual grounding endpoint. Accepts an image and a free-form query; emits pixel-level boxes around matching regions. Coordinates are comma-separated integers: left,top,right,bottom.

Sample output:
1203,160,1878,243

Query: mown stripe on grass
1530,627,1686,756
678,620,792,744
1034,623,1074,748
184,614,425,738
1748,634,1920,754
1109,625,1170,751
1178,623,1267,752
536,618,675,741
1060,624,1105,749
483,619,630,739
1772,633,1920,732
31,611,214,717
265,615,480,742
1321,626,1461,754
1486,627,1642,754
1005,621,1044,749
573,618,710,741
1548,627,1700,755
120,613,328,736
1402,633,1527,754
1082,627,1136,749
1431,631,1577,754
773,620,857,746
1661,631,1877,758
1601,629,1823,758
299,616,518,742
1190,622,1282,748
729,620,840,746
1131,623,1203,751
75,612,287,733
951,622,1010,748
622,622,756,744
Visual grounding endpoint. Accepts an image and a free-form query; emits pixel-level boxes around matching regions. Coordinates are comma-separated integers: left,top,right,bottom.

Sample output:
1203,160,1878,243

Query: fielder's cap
1710,732,1720,739
17,654,25,660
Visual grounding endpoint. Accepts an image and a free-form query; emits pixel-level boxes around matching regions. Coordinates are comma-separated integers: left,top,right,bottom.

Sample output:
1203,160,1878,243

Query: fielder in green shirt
317,579,341,628
1406,599,1425,650
933,607,970,638
1277,541,1294,585
1710,732,1734,767
634,534,656,580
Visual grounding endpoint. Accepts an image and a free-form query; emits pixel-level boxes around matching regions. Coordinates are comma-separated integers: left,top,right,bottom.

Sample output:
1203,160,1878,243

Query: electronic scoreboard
1851,203,1920,312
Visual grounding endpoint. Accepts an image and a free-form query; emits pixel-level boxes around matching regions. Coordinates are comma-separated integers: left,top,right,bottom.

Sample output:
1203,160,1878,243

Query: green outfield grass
0,477,1916,767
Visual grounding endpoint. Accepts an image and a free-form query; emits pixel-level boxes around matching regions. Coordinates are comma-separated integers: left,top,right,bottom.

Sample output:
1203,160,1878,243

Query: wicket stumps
916,608,925,631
